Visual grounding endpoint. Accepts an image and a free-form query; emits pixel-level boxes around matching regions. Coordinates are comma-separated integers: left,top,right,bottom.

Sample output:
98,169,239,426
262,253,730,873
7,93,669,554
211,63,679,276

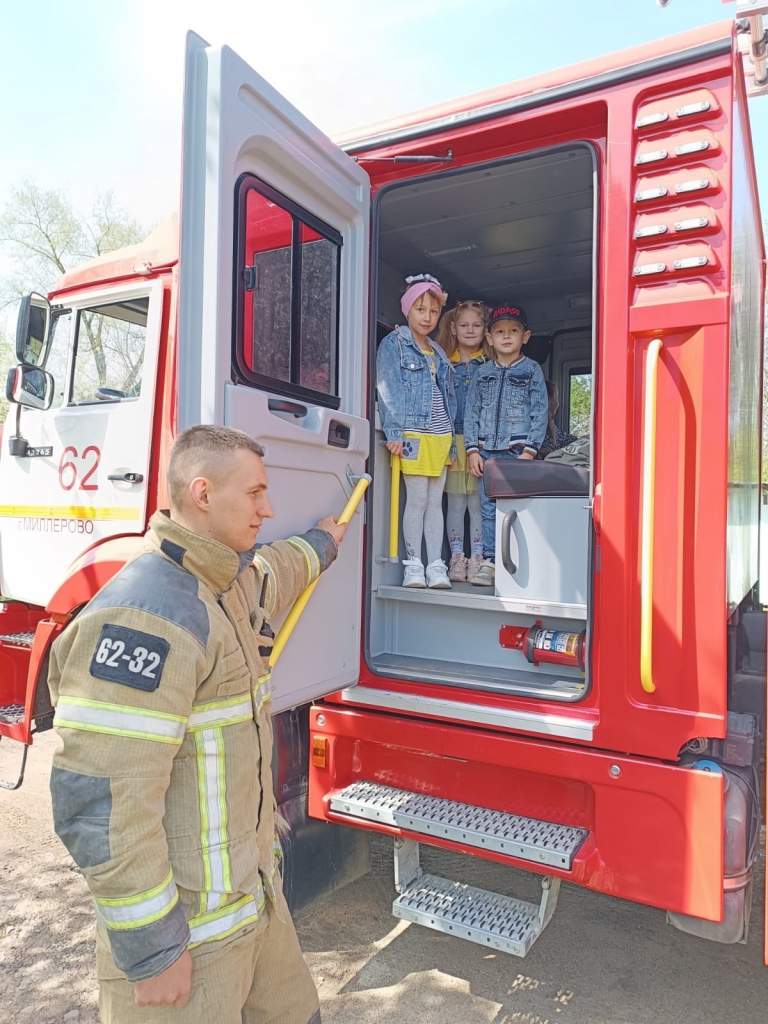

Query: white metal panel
494,498,589,610
179,34,370,709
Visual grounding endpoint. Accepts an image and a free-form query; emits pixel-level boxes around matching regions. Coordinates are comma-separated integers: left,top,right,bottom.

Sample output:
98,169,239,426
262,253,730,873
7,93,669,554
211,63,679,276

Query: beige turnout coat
48,510,337,982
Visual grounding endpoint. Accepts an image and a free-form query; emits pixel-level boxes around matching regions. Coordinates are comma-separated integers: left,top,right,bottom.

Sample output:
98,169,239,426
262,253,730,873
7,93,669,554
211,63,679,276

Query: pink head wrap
401,275,447,317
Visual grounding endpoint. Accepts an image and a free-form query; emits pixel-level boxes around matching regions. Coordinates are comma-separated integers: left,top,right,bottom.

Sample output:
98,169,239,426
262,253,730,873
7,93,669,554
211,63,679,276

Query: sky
2,0,767,247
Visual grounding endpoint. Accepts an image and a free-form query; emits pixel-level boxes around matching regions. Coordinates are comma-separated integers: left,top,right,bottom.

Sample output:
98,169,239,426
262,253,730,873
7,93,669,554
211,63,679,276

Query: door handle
500,509,518,575
639,338,662,695
268,398,307,418
108,471,144,484
328,419,351,448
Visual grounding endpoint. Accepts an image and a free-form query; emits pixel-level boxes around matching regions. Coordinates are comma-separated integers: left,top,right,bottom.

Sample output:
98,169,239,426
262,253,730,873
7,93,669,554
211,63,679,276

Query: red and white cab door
0,282,162,607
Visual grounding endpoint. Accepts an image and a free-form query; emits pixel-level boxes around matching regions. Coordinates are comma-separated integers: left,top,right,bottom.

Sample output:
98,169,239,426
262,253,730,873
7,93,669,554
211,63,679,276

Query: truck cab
1,18,766,957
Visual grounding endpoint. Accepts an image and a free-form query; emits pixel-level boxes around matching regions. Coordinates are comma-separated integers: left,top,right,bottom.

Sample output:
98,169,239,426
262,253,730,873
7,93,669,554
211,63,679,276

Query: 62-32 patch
90,624,170,691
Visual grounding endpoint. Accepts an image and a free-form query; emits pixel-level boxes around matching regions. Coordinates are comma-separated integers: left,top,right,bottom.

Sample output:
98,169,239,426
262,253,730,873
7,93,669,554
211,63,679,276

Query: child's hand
468,452,484,478
518,451,535,461
386,440,403,457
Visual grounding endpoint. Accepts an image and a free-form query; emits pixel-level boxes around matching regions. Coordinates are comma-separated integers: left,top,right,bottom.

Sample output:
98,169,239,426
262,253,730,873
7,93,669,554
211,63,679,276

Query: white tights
446,491,483,557
402,471,447,565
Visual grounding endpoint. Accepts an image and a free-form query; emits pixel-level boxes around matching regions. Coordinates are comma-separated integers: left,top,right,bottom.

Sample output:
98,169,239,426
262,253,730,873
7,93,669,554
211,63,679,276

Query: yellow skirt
401,432,452,477
444,434,477,494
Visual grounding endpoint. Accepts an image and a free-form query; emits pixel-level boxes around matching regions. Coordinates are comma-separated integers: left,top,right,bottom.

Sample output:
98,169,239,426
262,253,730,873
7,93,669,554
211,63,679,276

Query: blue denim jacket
463,356,548,454
450,352,486,434
376,326,457,443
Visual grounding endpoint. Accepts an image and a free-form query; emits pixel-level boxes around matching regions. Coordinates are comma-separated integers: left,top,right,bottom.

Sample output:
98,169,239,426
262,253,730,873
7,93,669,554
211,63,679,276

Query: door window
70,298,149,405
234,175,342,408
567,370,592,435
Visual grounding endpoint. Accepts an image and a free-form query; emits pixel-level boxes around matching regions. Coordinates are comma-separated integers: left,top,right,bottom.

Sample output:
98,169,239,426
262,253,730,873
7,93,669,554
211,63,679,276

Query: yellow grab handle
639,338,662,695
269,474,371,669
389,454,401,561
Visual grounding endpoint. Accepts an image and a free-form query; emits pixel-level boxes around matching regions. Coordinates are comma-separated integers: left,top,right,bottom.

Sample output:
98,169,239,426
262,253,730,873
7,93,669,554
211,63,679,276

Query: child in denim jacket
437,300,488,584
464,303,547,587
376,274,456,590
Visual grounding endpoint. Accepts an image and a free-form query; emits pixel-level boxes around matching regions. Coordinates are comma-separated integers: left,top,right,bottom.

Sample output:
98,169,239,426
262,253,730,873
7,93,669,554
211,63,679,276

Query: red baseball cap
488,304,528,329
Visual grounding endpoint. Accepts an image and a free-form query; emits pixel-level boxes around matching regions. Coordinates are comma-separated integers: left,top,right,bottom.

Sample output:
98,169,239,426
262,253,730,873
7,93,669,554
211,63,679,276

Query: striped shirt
418,347,452,435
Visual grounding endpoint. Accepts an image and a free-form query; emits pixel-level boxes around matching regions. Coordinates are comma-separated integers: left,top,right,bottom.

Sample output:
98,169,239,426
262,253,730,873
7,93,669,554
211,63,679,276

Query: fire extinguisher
499,622,586,669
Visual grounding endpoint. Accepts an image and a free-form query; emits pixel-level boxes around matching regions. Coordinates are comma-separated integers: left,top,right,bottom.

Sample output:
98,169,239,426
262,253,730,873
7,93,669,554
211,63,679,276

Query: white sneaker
426,559,452,589
402,558,426,588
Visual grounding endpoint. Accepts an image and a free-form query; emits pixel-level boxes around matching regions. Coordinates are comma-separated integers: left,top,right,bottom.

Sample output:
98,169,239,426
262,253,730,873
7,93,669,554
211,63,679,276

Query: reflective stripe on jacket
48,510,337,982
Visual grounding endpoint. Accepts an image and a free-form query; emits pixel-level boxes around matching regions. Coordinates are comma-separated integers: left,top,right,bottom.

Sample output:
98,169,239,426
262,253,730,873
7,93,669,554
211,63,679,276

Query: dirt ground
2,731,767,1024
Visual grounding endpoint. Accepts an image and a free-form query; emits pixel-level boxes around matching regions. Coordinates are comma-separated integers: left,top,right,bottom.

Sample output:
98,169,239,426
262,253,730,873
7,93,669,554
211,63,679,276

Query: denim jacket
450,351,486,434
464,355,548,455
376,325,457,444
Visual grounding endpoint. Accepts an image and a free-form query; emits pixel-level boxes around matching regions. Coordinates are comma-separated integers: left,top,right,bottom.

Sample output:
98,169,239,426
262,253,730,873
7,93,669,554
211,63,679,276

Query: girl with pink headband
376,274,457,590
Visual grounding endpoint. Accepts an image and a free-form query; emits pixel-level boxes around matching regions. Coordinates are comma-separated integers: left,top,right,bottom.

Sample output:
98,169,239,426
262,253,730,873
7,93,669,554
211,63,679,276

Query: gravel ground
1,730,766,1024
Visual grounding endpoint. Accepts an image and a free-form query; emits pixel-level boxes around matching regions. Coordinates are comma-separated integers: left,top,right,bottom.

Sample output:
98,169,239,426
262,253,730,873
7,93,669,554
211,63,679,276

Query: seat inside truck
367,143,596,701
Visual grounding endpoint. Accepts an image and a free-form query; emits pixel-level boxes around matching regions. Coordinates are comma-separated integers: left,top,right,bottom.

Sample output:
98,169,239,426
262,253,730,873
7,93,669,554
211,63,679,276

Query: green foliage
0,182,144,424
569,373,592,436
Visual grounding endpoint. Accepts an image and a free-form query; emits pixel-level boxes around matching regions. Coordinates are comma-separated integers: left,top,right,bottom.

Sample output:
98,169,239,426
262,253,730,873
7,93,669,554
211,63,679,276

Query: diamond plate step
0,704,25,725
330,781,588,869
0,632,34,648
393,873,550,957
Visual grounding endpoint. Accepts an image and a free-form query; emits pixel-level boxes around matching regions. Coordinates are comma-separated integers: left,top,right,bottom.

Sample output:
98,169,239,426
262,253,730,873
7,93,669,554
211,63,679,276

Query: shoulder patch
90,623,169,691
86,553,209,646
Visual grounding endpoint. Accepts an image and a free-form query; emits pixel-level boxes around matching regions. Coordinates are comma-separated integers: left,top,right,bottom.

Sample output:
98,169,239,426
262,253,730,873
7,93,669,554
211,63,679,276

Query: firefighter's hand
386,440,403,457
468,452,484,478
317,516,348,546
134,950,192,1009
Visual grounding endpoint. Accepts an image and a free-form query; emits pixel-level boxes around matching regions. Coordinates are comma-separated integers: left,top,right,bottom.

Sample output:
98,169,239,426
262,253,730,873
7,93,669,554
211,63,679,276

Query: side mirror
14,292,52,366
5,364,55,411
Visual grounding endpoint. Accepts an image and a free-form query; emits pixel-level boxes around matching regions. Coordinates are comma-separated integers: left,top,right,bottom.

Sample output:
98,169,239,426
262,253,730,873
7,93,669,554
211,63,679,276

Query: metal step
331,781,588,870
0,632,34,648
393,871,556,958
0,704,25,725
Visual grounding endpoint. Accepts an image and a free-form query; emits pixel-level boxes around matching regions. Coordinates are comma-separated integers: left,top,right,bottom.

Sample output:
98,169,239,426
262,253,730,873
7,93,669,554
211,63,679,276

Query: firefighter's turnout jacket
48,510,337,982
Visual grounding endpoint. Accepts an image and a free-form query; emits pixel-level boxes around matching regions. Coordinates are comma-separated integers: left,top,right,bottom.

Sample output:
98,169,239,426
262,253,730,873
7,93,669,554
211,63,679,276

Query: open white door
179,33,370,712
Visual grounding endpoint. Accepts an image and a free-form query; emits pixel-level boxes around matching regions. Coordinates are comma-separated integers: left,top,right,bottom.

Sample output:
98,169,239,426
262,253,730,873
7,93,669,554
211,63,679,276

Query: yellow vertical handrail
269,474,371,670
639,338,662,695
388,453,401,561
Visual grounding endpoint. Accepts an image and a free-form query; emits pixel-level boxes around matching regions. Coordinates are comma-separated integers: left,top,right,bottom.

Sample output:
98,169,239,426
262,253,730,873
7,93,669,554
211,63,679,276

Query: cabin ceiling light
424,243,478,258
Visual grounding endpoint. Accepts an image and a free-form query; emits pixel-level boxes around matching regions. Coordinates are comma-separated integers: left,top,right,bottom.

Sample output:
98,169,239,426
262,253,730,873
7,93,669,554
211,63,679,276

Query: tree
0,182,145,423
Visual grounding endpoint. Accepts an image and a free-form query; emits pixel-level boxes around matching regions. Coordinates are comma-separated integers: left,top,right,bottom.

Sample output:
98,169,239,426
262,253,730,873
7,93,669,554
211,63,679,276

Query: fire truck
2,14,767,959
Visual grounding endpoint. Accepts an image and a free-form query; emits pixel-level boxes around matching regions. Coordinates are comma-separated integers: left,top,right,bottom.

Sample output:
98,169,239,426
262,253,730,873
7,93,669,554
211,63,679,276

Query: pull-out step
390,836,561,957
0,632,35,648
394,871,557,957
330,780,588,870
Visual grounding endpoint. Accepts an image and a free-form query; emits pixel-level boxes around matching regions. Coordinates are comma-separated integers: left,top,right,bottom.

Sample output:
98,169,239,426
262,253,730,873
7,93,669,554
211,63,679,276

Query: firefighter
48,425,346,1022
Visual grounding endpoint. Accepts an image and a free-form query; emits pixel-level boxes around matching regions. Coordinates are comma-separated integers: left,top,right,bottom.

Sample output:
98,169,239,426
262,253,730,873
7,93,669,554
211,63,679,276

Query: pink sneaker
448,554,468,582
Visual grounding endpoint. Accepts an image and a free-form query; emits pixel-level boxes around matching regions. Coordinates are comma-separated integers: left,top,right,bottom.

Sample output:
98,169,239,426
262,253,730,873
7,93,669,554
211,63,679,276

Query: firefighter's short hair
168,425,265,506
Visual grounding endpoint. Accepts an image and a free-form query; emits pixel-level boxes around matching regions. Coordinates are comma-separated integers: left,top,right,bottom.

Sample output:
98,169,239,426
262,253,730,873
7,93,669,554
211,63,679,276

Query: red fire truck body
1,19,766,957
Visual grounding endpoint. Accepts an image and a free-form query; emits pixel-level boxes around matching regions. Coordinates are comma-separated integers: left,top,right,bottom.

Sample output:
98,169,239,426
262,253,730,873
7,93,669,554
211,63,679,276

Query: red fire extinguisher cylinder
499,623,586,669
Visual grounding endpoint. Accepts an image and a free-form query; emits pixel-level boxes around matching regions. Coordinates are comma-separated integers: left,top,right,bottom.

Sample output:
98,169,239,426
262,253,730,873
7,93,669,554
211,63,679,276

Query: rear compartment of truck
367,143,596,701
